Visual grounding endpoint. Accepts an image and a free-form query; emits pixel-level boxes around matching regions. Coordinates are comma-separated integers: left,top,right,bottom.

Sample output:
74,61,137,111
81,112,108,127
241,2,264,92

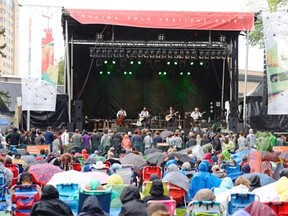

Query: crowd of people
0,124,287,215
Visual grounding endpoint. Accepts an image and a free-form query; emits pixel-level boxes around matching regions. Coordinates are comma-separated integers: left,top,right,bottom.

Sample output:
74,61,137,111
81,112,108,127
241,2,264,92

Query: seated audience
78,196,109,216
143,179,171,203
147,203,169,216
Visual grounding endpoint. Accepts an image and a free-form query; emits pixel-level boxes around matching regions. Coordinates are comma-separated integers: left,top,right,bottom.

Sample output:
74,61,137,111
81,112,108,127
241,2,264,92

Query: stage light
129,71,132,75
185,50,190,59
199,61,204,66
124,71,127,75
144,50,149,58
95,50,101,57
166,61,171,66
187,72,191,75
150,50,155,58
158,34,165,41
191,50,197,58
132,50,138,58
96,33,103,40
158,72,162,75
101,50,107,58
199,50,205,59
99,71,103,74
168,50,173,58
162,50,167,58
130,60,134,65
138,50,144,57
156,50,161,58
107,71,111,75
174,61,178,66
190,61,194,66
107,50,113,58
119,49,125,57
112,60,116,64
137,60,142,65
163,72,167,75
205,51,210,58
180,72,183,75
104,60,108,64
113,50,119,57
126,50,132,58
173,50,179,58
179,50,185,59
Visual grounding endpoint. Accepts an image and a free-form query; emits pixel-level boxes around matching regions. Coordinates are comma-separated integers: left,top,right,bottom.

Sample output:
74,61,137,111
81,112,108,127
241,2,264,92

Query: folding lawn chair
264,201,288,216
227,193,258,215
148,199,176,216
225,165,241,174
168,183,187,207
186,200,223,216
142,181,169,197
115,164,134,185
56,183,79,214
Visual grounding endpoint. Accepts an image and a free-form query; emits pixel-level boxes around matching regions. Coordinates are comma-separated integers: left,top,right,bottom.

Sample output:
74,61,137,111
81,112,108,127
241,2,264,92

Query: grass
176,208,187,216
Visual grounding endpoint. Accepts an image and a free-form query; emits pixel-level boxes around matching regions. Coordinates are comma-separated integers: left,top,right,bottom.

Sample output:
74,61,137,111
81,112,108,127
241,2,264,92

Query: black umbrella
144,148,163,155
168,152,191,163
146,152,165,166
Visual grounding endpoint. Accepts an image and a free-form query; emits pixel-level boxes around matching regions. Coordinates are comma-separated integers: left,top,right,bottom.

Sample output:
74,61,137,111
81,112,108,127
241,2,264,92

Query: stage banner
20,7,62,111
262,11,288,115
26,145,50,155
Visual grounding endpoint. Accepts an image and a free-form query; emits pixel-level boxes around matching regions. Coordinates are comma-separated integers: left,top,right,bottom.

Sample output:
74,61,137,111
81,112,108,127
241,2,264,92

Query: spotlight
158,34,165,41
104,60,108,64
199,61,204,66
185,50,190,59
96,33,103,40
129,71,132,75
191,50,197,58
99,71,103,74
167,61,171,65
180,72,183,75
113,50,119,58
190,61,194,66
163,72,167,75
126,50,132,58
187,72,191,75
132,50,138,58
130,60,134,65
137,60,142,65
112,60,116,64
95,50,101,57
199,50,205,58
179,51,185,59
205,51,210,58
124,71,127,75
107,71,111,75
144,50,149,58
174,61,178,66
138,50,144,58
101,50,107,58
96,59,102,67
173,50,179,58
158,71,162,75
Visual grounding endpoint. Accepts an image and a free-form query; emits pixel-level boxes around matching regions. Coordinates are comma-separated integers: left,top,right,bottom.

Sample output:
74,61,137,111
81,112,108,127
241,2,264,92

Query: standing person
61,127,70,153
131,130,142,153
139,107,150,128
116,108,127,127
246,128,256,149
90,129,101,152
44,126,54,152
19,130,28,149
28,128,37,145
5,128,20,150
173,131,183,150
34,131,45,145
82,130,91,153
100,129,111,155
165,106,177,127
143,132,153,151
190,107,203,132
153,131,163,148
237,131,248,152
70,129,82,153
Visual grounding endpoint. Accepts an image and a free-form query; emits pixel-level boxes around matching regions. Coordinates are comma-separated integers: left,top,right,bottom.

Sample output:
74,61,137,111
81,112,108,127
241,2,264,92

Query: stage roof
67,9,254,31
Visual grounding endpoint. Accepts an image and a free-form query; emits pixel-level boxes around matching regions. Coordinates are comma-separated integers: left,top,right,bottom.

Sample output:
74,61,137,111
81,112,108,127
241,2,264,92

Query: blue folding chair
56,183,79,214
225,165,241,174
227,193,257,215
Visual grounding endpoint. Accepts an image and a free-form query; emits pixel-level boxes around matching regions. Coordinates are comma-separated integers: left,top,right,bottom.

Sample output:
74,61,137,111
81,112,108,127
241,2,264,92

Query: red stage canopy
68,9,254,31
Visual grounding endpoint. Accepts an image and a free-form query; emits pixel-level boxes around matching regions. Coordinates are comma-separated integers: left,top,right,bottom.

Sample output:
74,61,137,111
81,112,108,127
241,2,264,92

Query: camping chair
227,193,258,215
225,165,241,174
264,201,288,215
11,184,41,216
168,183,187,207
142,181,169,197
115,164,134,185
5,164,19,188
139,166,162,185
56,183,79,214
186,200,223,216
148,200,176,216
78,187,112,214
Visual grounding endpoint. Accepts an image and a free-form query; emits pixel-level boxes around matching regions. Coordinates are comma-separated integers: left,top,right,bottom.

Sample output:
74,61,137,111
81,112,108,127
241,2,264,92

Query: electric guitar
165,111,179,122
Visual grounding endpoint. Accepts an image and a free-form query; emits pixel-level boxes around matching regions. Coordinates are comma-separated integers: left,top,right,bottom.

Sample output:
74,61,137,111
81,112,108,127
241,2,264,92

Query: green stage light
112,60,116,64
99,71,103,74
174,61,178,65
180,72,183,75
199,61,204,66
129,71,132,75
130,60,134,65
158,71,162,75
137,60,142,65
104,60,108,64
107,71,111,75
187,71,191,75
124,71,127,75
163,72,167,75
167,61,171,65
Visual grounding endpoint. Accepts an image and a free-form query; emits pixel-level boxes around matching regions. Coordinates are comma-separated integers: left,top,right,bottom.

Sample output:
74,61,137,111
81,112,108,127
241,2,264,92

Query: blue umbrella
0,119,9,126
242,173,276,186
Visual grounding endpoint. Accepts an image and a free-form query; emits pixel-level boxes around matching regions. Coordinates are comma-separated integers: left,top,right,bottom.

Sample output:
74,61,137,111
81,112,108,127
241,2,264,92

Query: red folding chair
264,201,288,216
5,164,19,188
138,166,162,186
72,163,81,172
168,183,187,206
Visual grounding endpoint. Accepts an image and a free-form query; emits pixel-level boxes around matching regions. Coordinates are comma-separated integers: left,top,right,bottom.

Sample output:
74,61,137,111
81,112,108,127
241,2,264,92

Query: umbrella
279,151,288,162
146,152,165,166
144,148,163,155
242,173,276,186
162,171,189,192
0,119,9,126
119,153,146,173
168,152,191,163
160,130,173,141
47,170,109,187
21,155,36,165
28,163,63,185
24,159,47,172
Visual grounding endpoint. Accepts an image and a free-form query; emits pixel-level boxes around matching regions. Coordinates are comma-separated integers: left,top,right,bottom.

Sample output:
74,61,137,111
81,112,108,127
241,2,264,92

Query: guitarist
190,107,204,131
139,107,150,128
165,106,177,127
116,108,127,127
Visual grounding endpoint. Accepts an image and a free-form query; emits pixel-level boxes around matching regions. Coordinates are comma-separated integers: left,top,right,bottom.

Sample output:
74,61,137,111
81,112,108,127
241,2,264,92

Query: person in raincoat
119,185,147,216
78,196,109,216
143,179,171,203
31,185,73,216
212,177,233,195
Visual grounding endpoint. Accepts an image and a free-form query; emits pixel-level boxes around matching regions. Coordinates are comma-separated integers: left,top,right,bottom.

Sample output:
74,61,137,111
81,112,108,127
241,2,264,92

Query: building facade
0,0,19,76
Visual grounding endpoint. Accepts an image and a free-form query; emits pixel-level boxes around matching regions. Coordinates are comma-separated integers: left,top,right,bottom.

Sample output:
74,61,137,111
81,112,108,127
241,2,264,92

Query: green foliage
58,57,64,85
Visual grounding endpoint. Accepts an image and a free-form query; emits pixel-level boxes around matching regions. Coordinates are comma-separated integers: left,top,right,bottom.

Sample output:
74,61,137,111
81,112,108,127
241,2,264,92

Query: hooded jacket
119,186,147,216
143,180,171,203
31,185,73,216
78,196,109,216
213,177,233,195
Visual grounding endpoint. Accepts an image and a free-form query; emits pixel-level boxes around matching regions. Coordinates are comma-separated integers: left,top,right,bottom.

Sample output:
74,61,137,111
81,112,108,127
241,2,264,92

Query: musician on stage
165,106,176,127
140,107,150,128
190,107,202,131
116,108,127,127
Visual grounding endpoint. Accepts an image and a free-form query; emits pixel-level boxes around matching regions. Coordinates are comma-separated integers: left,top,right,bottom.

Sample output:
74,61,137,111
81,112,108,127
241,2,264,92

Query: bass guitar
165,111,179,122
116,115,125,126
